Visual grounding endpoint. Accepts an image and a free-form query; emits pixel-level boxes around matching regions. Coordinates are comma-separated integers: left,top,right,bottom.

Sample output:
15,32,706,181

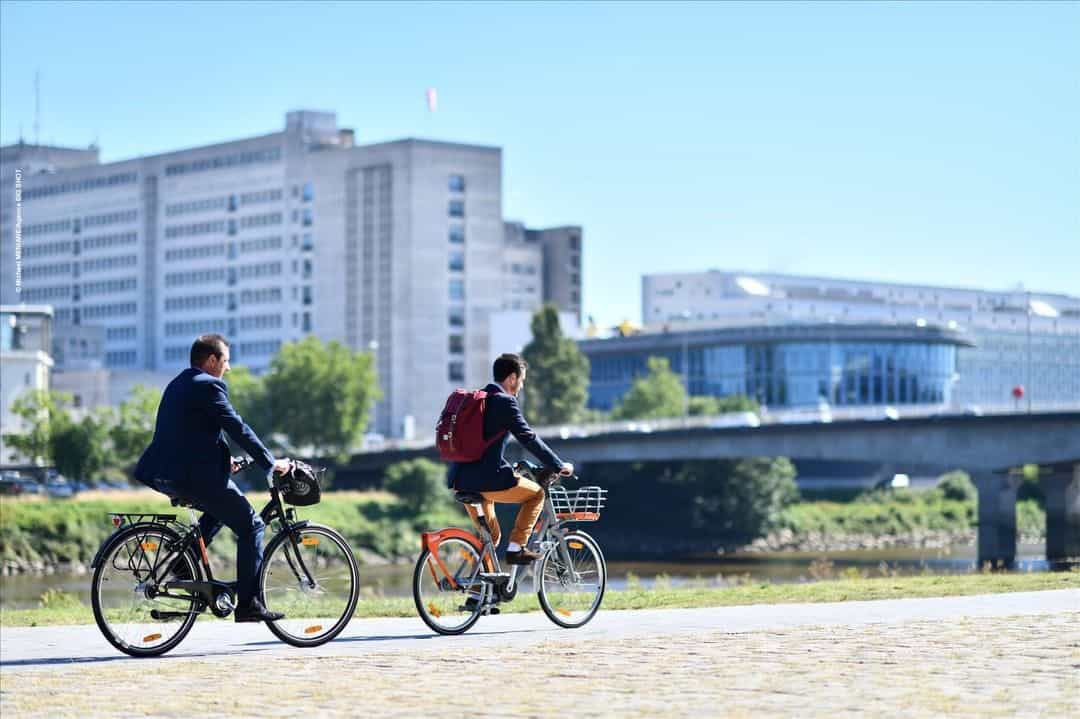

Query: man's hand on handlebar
273,458,293,476
559,462,574,477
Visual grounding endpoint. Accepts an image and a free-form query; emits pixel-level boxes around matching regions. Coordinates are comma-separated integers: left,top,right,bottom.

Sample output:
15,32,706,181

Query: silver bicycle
413,461,608,635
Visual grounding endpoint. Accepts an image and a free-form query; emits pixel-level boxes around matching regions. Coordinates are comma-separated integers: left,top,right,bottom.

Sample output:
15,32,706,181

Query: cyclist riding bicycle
447,353,573,566
134,333,291,623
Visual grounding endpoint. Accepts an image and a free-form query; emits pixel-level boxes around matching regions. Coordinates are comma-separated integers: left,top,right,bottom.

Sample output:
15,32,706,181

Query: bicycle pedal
482,605,501,616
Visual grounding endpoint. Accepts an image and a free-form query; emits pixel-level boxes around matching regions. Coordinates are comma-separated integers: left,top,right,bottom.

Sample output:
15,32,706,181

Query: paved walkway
2,590,1078,717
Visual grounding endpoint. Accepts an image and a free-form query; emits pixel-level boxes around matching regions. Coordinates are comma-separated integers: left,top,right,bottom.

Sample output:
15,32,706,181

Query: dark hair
493,353,527,382
190,334,229,367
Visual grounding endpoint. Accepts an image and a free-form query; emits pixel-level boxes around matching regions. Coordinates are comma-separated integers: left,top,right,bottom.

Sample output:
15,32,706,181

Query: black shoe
234,598,285,623
506,547,542,565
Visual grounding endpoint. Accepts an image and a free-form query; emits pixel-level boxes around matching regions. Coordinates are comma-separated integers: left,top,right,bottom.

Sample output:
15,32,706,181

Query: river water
0,542,1061,610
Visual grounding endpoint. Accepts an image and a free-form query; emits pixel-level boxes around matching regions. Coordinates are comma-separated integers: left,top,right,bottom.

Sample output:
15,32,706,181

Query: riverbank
0,490,1047,574
2,571,1076,627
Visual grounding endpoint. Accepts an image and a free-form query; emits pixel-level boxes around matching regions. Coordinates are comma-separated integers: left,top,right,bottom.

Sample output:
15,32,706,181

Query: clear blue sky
2,1,1077,326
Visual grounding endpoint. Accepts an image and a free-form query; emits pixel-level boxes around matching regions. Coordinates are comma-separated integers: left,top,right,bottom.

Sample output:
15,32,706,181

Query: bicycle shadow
0,645,270,670
241,627,543,647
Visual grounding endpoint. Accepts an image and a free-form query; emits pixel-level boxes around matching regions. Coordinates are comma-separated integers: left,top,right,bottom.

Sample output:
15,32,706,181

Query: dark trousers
180,478,266,606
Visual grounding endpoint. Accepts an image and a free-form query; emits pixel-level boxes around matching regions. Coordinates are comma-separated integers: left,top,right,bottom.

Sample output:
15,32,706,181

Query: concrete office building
631,270,1080,411
0,306,53,465
0,111,582,437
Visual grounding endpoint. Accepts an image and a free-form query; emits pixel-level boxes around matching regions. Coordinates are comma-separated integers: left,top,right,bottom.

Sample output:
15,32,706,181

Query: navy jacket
134,367,274,491
448,383,563,493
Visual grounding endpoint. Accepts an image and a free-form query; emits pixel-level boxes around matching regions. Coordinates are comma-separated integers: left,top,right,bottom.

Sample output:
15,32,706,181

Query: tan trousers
464,476,545,547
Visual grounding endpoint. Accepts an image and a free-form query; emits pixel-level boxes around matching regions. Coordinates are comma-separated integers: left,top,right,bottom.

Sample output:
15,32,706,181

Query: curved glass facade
587,339,958,410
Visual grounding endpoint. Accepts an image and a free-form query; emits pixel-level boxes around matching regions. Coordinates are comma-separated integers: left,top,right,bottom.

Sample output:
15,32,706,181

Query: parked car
0,474,43,495
45,479,75,498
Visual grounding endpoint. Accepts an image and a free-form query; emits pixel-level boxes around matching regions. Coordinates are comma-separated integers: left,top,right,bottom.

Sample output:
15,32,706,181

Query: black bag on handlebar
276,460,323,506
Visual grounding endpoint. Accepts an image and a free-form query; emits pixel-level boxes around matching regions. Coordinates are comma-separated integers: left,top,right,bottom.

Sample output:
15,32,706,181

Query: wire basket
548,485,607,522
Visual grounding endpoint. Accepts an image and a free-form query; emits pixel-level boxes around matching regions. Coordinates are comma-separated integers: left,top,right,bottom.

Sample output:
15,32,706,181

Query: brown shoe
506,547,542,565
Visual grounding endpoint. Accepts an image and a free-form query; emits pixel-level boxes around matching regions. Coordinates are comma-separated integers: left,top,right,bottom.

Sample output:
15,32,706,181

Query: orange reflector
304,625,323,634
556,608,572,617
428,602,442,618
568,541,584,550
459,549,472,562
301,537,320,546
141,542,159,551
143,633,162,642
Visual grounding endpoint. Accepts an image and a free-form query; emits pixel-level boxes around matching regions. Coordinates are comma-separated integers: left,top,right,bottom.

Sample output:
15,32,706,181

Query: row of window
241,212,284,229
165,318,228,336
164,196,226,216
509,263,537,275
105,326,137,341
82,231,138,251
237,314,283,331
23,171,139,201
83,277,137,296
23,219,71,236
165,219,225,239
165,294,224,311
165,268,225,287
164,147,281,176
239,235,283,252
83,254,138,272
165,243,226,262
22,285,70,301
235,340,282,357
237,261,282,279
23,262,72,279
240,287,283,304
83,302,137,319
21,240,72,257
242,188,285,205
105,350,138,366
85,209,138,228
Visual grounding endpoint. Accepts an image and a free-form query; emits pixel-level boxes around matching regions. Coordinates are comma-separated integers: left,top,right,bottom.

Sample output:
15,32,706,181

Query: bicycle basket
276,461,324,506
548,485,607,521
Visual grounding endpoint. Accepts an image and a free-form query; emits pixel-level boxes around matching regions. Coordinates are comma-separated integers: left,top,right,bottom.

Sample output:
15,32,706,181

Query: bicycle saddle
453,491,484,505
169,496,198,509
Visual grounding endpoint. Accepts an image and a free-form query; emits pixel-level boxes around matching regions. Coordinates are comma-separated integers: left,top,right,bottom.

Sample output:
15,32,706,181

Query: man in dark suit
134,334,289,622
448,353,573,564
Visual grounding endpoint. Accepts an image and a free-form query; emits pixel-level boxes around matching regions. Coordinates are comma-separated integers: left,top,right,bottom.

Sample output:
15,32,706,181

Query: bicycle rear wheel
537,530,606,629
260,524,360,647
412,537,486,635
91,524,201,657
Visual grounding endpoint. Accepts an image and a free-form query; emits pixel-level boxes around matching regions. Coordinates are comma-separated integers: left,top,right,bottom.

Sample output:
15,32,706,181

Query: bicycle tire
259,523,360,647
537,530,606,629
91,523,201,657
412,537,487,635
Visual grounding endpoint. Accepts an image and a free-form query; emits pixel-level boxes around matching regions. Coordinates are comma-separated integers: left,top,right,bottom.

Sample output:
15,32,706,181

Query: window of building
448,200,465,218
302,208,313,227
449,250,465,272
73,218,81,235
302,312,311,333
228,219,237,236
228,195,238,212
302,286,312,305
302,259,312,279
449,226,465,244
448,175,465,192
448,361,465,382
449,279,465,301
569,234,580,250
449,334,464,354
301,234,314,251
291,209,299,224
449,306,465,327
302,182,314,202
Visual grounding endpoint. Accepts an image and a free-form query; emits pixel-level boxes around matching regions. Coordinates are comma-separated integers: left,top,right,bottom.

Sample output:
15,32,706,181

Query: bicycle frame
422,478,580,600
96,471,318,615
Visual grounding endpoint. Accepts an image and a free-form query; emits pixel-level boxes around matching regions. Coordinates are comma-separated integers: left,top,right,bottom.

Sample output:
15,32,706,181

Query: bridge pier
1039,464,1080,562
973,473,1022,569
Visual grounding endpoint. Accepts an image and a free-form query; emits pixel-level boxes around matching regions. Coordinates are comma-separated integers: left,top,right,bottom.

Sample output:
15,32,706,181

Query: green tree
521,304,591,425
108,385,162,472
667,457,799,540
263,337,381,459
226,366,275,444
611,357,686,420
687,394,759,416
50,408,113,481
384,458,451,515
2,390,68,464
936,470,976,503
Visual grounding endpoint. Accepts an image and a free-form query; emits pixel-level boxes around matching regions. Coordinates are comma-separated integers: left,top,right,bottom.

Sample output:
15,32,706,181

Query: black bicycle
90,458,360,657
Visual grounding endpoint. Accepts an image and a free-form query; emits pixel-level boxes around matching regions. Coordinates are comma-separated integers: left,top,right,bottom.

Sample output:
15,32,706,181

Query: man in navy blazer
135,334,290,622
448,353,573,564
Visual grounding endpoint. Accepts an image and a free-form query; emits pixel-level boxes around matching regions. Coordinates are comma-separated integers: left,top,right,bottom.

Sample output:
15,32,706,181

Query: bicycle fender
420,527,482,554
90,522,169,569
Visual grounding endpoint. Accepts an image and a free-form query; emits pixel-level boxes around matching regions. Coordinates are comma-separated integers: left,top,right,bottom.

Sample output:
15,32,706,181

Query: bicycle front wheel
537,530,606,629
91,524,201,657
260,524,360,647
412,537,486,635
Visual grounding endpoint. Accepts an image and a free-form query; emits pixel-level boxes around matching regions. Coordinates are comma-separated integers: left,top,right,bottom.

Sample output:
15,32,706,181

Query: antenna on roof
34,70,41,146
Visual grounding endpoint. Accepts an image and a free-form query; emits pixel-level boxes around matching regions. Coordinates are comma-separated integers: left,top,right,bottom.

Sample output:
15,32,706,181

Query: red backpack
436,389,506,462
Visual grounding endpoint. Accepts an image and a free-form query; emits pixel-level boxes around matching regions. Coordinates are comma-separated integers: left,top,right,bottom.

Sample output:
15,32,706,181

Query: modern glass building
581,323,972,411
